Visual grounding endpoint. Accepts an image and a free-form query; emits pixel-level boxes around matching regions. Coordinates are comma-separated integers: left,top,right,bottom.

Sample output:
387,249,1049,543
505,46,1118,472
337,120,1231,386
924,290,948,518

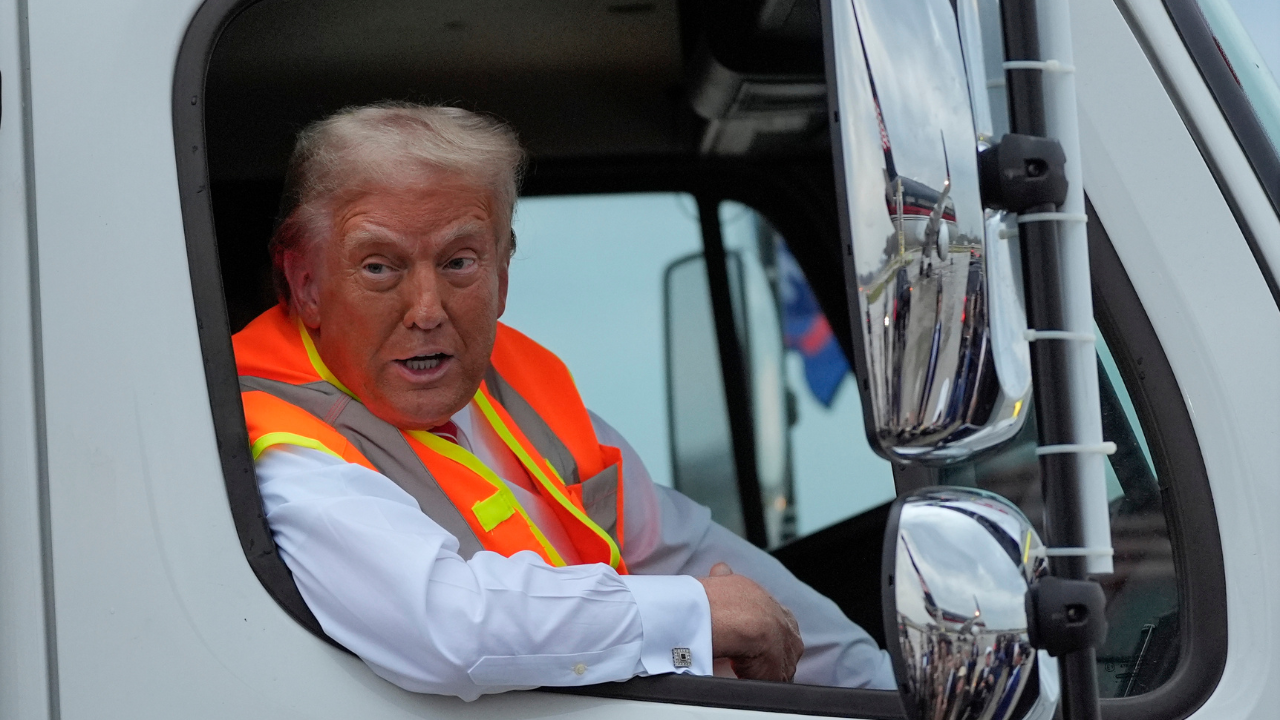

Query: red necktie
431,420,462,446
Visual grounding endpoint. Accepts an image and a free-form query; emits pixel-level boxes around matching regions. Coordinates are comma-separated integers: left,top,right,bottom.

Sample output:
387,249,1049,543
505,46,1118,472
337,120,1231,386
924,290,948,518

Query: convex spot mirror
826,0,1032,462
883,488,1061,720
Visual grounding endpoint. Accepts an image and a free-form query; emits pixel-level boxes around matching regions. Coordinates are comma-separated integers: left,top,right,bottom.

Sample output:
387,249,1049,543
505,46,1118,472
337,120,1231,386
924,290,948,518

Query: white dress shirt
256,403,896,700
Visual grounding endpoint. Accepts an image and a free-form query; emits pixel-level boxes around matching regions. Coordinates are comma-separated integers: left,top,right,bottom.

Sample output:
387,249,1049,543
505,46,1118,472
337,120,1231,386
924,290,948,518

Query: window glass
1092,328,1177,698
1199,0,1280,153
717,201,897,544
508,193,896,547
938,325,1179,697
1097,329,1154,503
506,193,703,488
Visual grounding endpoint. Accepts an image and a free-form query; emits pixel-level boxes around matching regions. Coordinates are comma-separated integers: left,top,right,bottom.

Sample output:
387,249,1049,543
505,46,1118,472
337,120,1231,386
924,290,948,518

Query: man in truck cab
231,102,895,700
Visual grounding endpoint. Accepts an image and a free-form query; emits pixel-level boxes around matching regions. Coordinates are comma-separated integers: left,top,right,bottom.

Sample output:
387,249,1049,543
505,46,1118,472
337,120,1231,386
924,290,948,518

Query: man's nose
403,269,447,330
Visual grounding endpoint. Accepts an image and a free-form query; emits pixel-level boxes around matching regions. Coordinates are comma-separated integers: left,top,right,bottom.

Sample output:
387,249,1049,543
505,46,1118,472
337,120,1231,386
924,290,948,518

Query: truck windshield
1197,0,1280,153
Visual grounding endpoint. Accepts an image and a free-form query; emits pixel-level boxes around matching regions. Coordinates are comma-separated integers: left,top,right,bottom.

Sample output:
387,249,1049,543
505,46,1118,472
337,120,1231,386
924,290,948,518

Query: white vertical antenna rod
1035,0,1113,574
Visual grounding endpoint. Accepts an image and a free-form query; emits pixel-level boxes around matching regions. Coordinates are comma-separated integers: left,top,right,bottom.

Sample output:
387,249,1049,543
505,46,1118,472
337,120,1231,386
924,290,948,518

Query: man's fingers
729,612,802,682
731,654,789,683
738,651,793,683
775,663,791,683
781,608,802,681
782,606,800,634
700,571,800,683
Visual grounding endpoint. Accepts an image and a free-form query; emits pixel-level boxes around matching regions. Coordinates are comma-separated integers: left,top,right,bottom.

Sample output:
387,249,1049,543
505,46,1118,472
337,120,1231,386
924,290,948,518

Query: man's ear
283,250,322,328
496,256,509,319
495,228,511,319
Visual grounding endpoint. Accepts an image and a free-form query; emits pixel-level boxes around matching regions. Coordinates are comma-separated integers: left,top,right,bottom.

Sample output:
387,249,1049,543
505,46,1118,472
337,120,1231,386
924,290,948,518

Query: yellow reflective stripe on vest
251,431,344,461
471,489,518,532
297,317,358,400
473,389,623,570
406,428,568,568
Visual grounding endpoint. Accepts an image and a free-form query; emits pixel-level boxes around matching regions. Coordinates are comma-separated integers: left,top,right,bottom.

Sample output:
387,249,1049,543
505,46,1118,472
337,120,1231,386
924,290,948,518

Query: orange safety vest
233,306,627,573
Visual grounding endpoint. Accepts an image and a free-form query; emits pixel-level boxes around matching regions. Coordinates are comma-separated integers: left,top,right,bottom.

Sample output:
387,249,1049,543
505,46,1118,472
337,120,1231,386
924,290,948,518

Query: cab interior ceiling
206,0,840,331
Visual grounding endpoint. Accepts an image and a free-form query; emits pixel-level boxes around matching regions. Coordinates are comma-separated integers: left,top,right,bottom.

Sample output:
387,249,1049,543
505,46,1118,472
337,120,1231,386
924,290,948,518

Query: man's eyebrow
342,220,491,247
343,227,399,245
439,220,488,243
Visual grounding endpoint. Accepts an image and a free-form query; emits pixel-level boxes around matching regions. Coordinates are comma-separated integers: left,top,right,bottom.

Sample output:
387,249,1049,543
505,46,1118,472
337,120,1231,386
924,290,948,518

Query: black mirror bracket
1026,575,1108,658
999,0,1107,712
977,134,1068,213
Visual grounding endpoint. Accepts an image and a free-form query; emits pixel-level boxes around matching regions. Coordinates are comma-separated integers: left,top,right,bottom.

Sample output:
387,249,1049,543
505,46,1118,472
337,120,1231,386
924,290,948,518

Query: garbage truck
0,0,1275,718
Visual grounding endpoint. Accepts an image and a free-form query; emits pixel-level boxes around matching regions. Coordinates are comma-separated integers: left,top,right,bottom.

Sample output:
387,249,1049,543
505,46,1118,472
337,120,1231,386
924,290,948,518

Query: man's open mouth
400,354,450,371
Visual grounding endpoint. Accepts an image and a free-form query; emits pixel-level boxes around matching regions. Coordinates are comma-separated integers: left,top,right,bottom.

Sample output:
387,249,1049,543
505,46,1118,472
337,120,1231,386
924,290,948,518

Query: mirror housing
664,249,793,547
826,0,1032,463
883,487,1061,720
665,252,745,536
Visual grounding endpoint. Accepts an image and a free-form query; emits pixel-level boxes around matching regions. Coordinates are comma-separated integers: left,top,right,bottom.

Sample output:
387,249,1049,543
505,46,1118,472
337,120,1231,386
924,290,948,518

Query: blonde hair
270,103,526,306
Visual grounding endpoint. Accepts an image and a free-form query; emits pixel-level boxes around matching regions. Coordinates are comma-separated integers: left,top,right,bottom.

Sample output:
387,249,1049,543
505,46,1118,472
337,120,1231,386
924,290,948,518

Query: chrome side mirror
883,488,1061,720
827,0,1032,462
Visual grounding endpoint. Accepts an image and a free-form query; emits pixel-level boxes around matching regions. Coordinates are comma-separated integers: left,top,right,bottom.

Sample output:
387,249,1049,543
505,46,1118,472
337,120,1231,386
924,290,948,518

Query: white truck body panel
1076,0,1280,716
0,0,1274,717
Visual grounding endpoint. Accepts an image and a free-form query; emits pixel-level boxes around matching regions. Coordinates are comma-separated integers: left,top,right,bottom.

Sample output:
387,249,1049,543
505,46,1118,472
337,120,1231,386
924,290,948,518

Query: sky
1229,0,1279,81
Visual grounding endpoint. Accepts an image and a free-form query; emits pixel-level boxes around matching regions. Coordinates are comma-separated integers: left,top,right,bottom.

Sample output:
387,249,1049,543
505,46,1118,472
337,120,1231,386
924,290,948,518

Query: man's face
287,172,509,429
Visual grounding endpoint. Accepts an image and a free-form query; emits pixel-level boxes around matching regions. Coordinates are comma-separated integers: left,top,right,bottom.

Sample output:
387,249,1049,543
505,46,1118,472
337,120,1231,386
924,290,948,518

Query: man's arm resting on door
256,444,714,701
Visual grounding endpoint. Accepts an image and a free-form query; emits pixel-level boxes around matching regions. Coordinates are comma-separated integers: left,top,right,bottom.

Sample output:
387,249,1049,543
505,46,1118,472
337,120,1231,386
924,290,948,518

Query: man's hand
697,562,803,682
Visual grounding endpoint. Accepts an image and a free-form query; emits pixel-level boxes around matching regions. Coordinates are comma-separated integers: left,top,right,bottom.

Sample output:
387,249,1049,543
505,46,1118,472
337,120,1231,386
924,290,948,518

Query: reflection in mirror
886,488,1060,720
829,0,1031,462
664,253,745,537
664,242,795,548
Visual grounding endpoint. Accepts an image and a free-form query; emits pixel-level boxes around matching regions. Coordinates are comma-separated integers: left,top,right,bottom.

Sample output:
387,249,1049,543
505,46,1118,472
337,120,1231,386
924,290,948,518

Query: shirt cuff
621,574,714,677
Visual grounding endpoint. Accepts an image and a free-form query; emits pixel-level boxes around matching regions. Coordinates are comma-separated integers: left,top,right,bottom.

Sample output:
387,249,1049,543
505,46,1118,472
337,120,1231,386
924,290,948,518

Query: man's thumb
709,562,734,577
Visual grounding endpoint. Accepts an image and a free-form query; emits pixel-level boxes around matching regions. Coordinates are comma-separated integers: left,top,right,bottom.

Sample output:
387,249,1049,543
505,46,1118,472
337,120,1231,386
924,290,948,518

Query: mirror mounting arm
1000,0,1106,713
977,134,1068,213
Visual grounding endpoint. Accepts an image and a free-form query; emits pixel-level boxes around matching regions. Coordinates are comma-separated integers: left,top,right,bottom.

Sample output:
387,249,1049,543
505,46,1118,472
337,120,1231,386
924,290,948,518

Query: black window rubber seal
546,678,904,719
1152,0,1280,306
172,0,347,653
1087,197,1228,719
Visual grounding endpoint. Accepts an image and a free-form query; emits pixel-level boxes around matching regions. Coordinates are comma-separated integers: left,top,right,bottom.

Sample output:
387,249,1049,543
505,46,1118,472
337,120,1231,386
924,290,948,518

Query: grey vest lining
483,367,581,485
483,367,623,547
241,376,484,559
579,464,620,544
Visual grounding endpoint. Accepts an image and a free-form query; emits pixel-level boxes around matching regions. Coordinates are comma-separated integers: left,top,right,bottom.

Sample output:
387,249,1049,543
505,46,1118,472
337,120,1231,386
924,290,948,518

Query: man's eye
364,263,387,275
445,257,476,271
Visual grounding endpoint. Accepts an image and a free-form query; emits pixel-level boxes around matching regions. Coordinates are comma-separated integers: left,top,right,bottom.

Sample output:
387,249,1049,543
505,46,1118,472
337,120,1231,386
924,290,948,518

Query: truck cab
0,0,1276,718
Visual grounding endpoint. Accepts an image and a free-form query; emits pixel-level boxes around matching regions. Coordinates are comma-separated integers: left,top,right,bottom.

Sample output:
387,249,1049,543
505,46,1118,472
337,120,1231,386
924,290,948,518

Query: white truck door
15,0,887,718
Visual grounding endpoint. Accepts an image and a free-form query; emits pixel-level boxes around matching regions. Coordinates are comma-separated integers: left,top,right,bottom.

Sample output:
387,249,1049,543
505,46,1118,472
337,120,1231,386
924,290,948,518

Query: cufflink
672,647,692,668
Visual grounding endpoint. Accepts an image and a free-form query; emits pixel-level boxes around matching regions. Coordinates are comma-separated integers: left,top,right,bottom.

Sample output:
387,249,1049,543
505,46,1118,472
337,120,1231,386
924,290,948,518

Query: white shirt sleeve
591,412,898,690
256,444,713,701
